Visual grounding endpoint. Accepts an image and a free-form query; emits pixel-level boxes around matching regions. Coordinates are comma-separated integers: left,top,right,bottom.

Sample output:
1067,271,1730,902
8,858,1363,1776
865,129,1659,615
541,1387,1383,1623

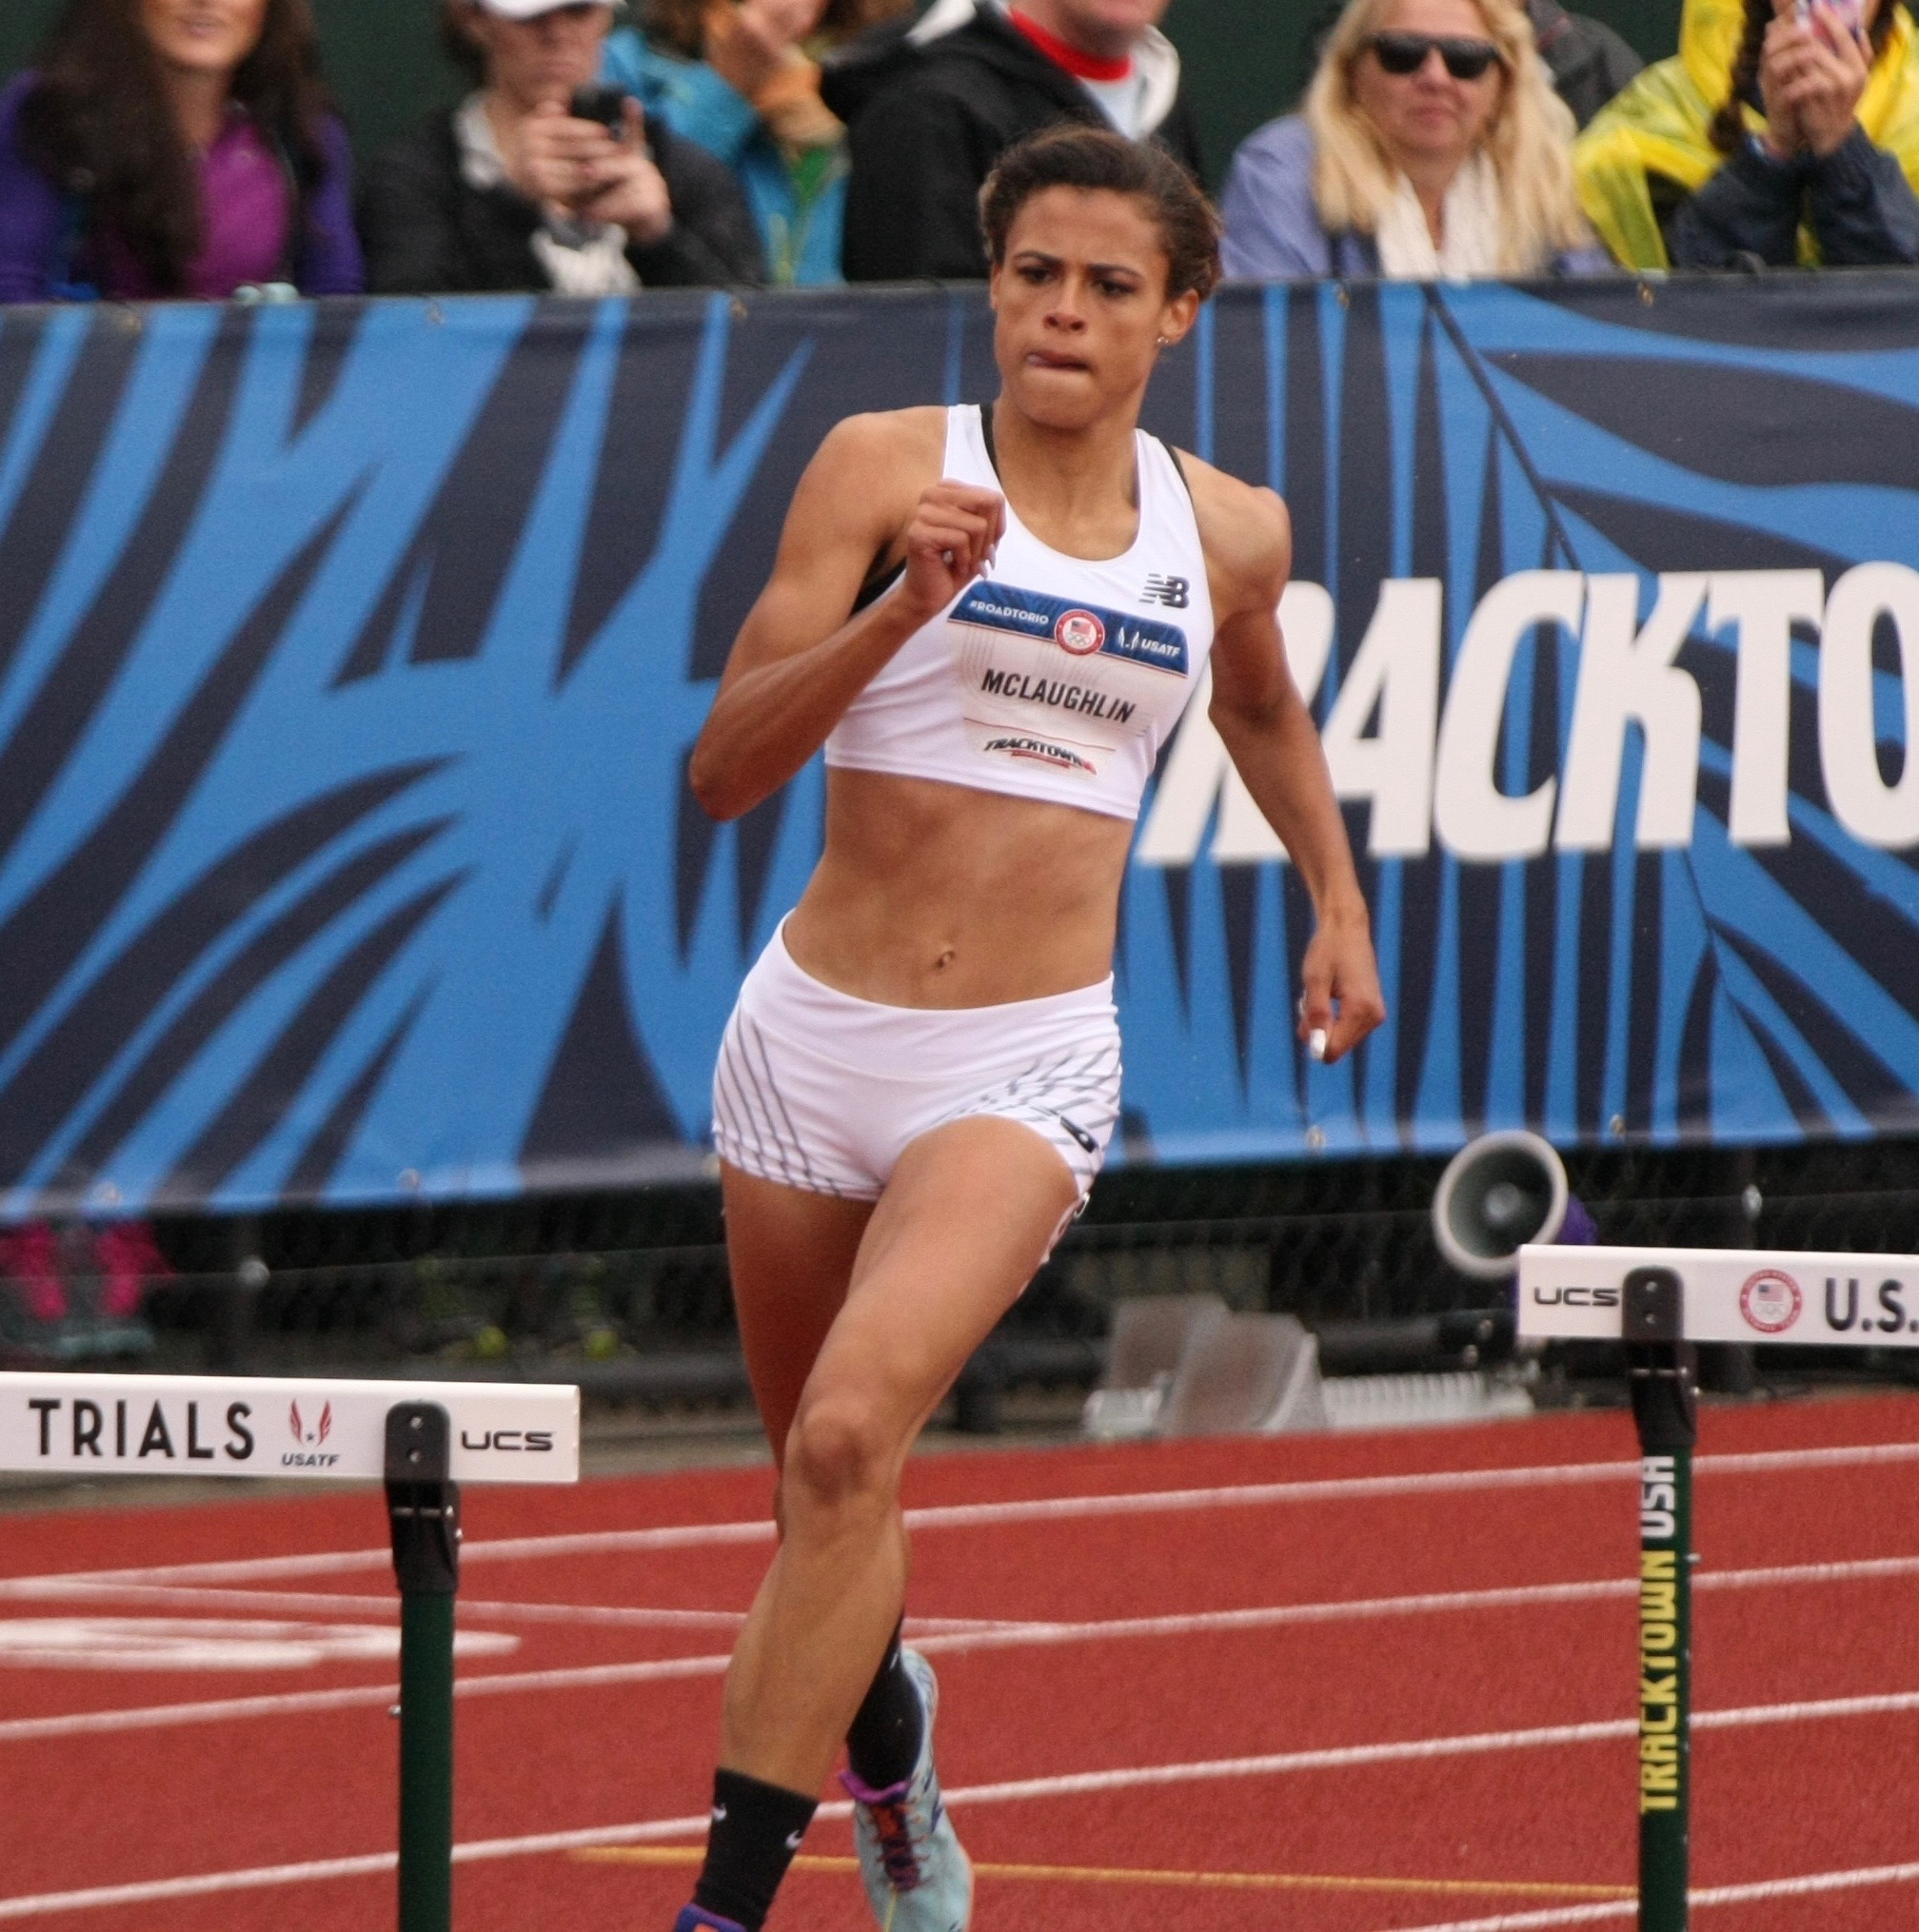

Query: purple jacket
0,72,363,303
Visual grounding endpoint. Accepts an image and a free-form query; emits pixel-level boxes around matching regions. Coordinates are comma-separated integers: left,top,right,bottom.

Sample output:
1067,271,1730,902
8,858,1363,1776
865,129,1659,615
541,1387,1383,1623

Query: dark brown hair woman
670,124,1384,1932
0,0,362,301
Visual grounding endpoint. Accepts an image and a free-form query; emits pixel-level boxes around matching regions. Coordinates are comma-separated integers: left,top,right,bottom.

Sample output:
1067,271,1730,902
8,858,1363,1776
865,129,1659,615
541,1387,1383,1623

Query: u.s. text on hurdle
0,1370,581,1482
1519,1243,1919,1348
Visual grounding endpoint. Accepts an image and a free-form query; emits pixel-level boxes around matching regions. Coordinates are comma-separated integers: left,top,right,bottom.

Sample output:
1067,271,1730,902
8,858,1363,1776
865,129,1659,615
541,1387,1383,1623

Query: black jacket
822,2,1205,282
1528,0,1642,128
1668,127,1919,267
359,108,764,294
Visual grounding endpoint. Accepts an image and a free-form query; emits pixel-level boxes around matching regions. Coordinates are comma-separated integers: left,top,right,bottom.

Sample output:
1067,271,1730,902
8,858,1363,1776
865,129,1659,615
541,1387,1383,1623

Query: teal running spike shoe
672,1910,746,1932
839,1648,973,1932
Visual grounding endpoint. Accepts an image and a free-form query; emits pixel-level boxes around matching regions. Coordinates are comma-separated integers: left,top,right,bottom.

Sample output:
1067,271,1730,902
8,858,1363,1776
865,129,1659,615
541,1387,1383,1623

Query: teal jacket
603,29,847,286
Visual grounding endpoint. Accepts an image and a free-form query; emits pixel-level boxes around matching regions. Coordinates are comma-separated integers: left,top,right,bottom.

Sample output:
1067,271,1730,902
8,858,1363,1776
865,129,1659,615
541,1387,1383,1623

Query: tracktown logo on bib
1740,1269,1803,1334
982,733,1097,774
1054,609,1106,656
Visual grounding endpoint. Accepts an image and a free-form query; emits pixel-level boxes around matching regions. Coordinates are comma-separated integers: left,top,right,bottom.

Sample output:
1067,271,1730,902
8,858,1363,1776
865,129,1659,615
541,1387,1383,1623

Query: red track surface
5,1393,1919,1929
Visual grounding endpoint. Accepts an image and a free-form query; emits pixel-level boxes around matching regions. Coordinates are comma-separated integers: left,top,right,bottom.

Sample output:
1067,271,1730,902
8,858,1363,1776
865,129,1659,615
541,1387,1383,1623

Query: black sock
691,1767,817,1932
844,1623,924,1790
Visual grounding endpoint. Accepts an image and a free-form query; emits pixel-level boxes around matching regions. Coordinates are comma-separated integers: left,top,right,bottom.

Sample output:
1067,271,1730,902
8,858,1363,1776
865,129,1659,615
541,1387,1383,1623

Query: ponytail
1709,0,1770,154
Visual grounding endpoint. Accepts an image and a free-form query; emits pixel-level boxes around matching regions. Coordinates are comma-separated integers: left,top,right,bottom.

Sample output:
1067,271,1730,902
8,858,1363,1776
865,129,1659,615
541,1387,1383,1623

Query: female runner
675,125,1386,1932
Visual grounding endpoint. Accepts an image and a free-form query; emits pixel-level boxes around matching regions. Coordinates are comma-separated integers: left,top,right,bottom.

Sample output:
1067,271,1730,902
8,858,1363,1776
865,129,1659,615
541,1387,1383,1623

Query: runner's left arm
1194,469,1386,1063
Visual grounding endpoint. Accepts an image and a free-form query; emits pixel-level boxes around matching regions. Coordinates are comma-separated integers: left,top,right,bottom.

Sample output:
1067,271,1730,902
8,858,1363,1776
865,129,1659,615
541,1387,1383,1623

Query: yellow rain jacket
1573,0,1919,266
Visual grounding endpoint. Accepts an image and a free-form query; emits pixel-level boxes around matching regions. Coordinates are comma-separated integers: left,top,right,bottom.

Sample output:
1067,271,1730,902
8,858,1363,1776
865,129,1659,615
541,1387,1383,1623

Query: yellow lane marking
569,1845,1632,1900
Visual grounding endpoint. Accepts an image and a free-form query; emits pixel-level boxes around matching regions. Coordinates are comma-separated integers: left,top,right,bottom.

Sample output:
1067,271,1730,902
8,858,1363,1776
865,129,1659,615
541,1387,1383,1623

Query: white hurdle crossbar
0,1370,580,1932
1517,1242,1919,1348
0,1370,580,1483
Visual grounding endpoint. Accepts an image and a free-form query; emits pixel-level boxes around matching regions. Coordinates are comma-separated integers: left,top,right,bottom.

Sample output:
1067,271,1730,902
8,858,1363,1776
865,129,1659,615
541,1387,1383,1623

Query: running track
4,1393,1919,1929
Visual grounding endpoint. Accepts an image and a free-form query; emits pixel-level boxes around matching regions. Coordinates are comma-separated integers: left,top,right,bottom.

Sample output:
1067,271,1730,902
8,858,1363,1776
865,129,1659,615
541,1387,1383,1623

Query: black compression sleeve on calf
844,1621,924,1790
691,1768,818,1932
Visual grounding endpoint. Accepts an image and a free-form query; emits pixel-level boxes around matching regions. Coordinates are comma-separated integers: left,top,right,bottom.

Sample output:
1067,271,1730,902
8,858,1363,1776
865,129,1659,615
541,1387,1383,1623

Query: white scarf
455,94,641,297
1374,148,1505,281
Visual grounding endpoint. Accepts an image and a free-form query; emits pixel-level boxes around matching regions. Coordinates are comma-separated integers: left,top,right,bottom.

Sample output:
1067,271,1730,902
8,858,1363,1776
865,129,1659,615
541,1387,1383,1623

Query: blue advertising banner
3,276,1918,1216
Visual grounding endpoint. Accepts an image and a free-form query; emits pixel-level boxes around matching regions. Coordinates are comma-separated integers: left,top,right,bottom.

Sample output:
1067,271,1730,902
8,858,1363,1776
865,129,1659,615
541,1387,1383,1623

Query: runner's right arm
689,411,1004,821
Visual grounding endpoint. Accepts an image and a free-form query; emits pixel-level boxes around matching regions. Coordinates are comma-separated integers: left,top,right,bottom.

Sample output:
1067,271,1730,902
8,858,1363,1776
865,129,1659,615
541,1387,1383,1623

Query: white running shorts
712,922,1122,1205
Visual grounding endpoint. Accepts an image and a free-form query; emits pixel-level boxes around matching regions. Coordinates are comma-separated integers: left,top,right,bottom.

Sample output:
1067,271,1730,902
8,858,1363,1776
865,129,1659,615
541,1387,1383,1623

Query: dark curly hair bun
979,125,1222,302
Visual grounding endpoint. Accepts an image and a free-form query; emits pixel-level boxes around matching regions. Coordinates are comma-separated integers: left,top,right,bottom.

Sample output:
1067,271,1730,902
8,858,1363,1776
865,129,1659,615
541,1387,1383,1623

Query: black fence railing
7,1138,1919,1401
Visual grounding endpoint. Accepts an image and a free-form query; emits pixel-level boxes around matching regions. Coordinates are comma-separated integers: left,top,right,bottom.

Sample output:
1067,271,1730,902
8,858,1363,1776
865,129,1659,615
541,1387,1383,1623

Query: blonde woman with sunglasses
1220,0,1607,278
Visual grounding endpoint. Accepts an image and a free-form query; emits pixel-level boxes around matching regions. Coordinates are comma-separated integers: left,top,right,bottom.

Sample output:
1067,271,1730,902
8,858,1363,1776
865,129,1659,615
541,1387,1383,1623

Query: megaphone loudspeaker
1432,1130,1595,1282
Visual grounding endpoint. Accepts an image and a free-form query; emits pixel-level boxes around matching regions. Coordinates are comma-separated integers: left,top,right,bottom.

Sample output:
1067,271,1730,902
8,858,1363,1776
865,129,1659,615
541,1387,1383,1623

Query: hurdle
1518,1242,1919,1930
0,1370,580,1931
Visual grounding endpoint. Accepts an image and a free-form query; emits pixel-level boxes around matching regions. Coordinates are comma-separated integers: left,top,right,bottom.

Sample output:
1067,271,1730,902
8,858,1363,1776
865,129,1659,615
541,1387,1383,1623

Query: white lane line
9,1710,1919,1923
940,1689,1919,1804
0,1582,749,1628
1376,1907,1631,1931
0,1579,1015,1639
10,1550,1919,1652
0,1813,712,1922
8,1435,1914,1597
0,1653,734,1743
923,1550,1919,1655
1379,1854,1919,1932
13,1553,1919,1742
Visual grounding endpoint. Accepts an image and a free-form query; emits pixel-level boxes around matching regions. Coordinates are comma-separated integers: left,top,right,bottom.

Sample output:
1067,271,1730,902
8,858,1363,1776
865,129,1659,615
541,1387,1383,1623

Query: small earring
1156,335,1170,347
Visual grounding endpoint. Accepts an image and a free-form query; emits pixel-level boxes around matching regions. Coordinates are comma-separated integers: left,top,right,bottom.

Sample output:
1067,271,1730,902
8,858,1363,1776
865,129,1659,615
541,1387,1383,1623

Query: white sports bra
823,404,1217,823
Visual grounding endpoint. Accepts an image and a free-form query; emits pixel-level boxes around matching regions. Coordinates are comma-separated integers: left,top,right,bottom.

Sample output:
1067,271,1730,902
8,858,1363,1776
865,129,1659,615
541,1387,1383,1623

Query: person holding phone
1218,0,1605,279
359,0,763,293
1573,0,1919,266
601,0,907,286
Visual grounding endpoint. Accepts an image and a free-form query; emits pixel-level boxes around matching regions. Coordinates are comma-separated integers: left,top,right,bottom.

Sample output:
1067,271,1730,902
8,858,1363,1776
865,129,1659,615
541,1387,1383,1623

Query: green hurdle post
386,1402,462,1932
1623,1267,1697,1932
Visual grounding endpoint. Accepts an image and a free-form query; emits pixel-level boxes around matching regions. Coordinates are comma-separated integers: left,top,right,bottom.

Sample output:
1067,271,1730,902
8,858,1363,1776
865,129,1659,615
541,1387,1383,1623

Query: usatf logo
1739,1269,1802,1334
289,1400,332,1447
1053,608,1105,656
1141,574,1190,609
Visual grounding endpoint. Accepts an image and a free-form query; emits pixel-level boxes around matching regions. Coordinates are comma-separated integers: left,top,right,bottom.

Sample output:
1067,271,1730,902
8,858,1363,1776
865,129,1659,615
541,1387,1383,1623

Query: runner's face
989,188,1196,430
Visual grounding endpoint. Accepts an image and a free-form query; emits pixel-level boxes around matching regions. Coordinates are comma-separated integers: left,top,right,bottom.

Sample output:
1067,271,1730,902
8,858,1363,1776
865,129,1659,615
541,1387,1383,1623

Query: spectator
1301,0,1642,128
1573,0,1919,267
1220,0,1604,278
359,0,763,295
1529,0,1643,126
821,0,1204,281
0,0,362,304
603,0,905,285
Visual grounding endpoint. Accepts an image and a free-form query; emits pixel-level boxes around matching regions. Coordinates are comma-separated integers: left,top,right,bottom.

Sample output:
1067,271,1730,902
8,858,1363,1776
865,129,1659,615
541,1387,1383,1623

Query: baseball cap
470,0,623,17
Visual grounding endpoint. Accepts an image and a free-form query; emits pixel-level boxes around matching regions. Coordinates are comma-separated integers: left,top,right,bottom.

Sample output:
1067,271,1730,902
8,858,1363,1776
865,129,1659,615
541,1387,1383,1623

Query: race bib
948,582,1190,779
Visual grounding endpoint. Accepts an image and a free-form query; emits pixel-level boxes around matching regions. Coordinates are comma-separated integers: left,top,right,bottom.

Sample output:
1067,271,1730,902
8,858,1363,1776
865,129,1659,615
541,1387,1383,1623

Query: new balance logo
1141,574,1189,609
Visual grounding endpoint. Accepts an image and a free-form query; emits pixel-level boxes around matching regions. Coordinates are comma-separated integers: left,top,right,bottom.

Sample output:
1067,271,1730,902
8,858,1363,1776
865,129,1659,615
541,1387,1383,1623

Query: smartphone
568,84,629,133
1796,0,1864,34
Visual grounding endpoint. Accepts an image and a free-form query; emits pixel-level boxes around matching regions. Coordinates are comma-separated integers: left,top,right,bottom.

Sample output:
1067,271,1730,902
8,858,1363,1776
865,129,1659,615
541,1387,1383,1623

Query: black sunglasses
1367,30,1503,79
